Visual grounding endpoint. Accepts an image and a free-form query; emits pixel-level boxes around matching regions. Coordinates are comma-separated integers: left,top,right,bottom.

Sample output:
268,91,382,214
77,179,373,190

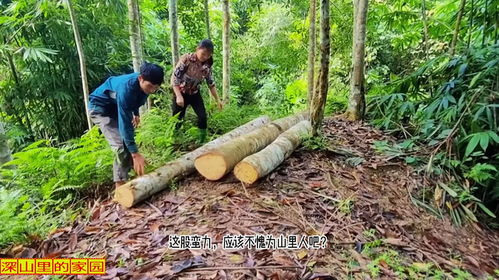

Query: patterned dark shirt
171,53,215,95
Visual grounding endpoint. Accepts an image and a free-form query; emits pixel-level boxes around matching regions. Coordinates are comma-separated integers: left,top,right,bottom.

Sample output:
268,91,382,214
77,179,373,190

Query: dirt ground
3,118,498,280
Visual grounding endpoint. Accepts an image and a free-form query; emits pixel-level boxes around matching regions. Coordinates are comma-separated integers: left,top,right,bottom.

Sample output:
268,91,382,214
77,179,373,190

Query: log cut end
194,152,227,180
114,184,136,208
234,161,259,184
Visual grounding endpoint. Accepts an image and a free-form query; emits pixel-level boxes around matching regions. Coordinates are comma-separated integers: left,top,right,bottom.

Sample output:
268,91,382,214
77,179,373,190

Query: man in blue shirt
88,62,164,188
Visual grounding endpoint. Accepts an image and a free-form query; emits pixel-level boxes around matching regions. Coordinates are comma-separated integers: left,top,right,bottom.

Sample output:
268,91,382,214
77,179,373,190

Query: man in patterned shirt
171,39,223,143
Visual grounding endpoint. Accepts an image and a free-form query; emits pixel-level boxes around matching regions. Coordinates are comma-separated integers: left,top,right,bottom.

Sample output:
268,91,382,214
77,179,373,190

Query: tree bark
195,112,307,181
222,0,231,103
449,0,467,55
127,0,149,111
128,0,143,72
115,116,271,207
309,0,330,135
6,51,34,137
234,120,312,184
421,0,430,59
345,0,368,121
466,0,474,48
66,0,92,130
204,0,212,39
169,0,180,66
481,0,488,46
307,0,317,109
0,123,12,165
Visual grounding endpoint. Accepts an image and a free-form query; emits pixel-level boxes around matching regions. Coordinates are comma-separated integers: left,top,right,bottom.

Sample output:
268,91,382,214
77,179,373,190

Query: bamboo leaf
439,182,458,198
478,203,497,218
479,133,489,151
465,134,480,158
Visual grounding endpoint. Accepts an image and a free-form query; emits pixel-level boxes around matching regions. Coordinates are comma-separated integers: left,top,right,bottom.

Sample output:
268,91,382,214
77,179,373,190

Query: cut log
234,120,312,184
194,112,307,181
114,116,271,207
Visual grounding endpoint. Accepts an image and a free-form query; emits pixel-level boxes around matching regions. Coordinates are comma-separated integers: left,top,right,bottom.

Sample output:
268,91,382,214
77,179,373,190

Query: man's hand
176,95,185,107
131,152,146,176
132,115,140,128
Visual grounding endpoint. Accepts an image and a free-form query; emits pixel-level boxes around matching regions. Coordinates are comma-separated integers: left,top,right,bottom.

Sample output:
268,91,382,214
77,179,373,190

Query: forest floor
3,118,499,280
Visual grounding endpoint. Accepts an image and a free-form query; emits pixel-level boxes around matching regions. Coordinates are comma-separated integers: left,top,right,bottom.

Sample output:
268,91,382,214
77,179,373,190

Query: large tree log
234,120,312,184
115,116,271,207
194,113,307,181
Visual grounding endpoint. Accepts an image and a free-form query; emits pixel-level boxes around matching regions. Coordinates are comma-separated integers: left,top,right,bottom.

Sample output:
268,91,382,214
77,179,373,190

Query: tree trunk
421,0,433,96
195,112,307,181
115,116,271,207
345,0,368,121
128,0,143,72
421,0,430,58
204,0,211,39
309,0,330,135
66,0,92,130
234,120,311,184
169,0,180,66
0,123,12,165
307,0,317,109
481,0,488,46
466,0,474,48
222,0,231,103
449,0,466,55
6,51,34,137
127,0,149,111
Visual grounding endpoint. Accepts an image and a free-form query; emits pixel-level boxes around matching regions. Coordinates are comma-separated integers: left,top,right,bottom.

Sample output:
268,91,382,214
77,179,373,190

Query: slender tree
309,0,330,135
66,0,92,130
127,0,149,110
307,0,317,109
222,0,231,103
481,0,488,46
204,0,212,39
128,0,143,72
0,123,11,165
449,0,467,55
170,0,180,66
421,0,430,59
345,0,368,121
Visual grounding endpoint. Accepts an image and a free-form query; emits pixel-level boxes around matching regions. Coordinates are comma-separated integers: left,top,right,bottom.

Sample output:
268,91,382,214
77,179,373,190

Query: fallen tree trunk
115,116,271,207
234,120,312,184
194,112,307,181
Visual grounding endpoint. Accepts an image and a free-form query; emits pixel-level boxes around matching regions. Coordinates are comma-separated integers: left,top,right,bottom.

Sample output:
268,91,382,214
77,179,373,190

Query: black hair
197,39,214,67
198,39,214,53
140,62,164,85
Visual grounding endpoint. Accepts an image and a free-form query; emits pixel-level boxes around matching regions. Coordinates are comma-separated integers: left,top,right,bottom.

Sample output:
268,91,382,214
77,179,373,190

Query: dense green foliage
365,0,498,225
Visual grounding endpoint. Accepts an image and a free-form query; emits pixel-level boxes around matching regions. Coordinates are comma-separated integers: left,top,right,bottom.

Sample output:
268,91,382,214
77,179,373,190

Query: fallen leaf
307,261,317,267
69,233,78,251
229,254,245,264
272,251,295,266
171,256,205,273
379,259,388,269
383,238,407,247
296,250,308,260
411,262,432,272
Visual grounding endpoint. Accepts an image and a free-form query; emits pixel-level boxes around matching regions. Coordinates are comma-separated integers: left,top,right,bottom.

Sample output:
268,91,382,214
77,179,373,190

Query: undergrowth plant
0,126,112,246
368,45,499,226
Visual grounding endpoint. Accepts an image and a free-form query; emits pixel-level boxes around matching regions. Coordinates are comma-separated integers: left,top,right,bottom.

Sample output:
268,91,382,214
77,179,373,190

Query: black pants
171,93,207,129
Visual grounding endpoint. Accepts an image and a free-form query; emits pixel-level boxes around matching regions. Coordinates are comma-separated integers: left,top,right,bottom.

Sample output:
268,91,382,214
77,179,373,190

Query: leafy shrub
368,45,499,225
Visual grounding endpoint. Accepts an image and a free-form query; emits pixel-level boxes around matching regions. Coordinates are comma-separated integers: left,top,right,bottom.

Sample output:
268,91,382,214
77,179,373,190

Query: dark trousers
171,93,207,129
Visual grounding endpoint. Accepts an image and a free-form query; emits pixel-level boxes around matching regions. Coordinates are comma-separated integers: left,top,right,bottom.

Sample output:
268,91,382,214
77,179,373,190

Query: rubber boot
198,129,207,144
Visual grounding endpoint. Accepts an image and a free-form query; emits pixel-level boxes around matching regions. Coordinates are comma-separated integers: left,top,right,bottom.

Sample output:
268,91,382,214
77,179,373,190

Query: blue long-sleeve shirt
88,73,147,153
